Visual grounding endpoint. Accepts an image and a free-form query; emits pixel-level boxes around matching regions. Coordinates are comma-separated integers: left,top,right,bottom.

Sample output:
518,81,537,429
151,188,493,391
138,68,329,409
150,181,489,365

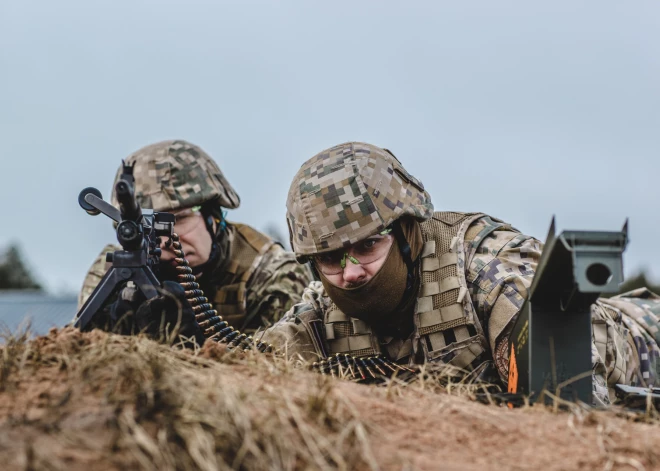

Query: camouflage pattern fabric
286,142,433,261
77,224,312,332
262,214,658,405
110,140,240,212
77,243,115,310
590,301,637,406
242,242,313,331
602,288,660,386
261,215,542,365
590,288,660,404
464,216,541,354
256,281,329,363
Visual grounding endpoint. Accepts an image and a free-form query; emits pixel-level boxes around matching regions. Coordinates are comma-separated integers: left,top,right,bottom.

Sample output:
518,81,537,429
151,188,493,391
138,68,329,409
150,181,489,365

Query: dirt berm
0,327,658,470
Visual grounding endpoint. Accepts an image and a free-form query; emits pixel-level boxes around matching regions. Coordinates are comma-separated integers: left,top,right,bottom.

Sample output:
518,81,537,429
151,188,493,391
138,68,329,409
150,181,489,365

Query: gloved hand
86,282,140,335
135,280,206,348
108,286,140,335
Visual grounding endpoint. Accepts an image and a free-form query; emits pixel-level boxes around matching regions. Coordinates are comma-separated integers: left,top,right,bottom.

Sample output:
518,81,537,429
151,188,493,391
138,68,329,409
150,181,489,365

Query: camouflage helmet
286,141,433,261
111,139,240,212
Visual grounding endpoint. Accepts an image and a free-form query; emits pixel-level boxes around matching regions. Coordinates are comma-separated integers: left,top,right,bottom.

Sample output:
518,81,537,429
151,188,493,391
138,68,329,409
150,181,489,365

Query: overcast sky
1,1,658,294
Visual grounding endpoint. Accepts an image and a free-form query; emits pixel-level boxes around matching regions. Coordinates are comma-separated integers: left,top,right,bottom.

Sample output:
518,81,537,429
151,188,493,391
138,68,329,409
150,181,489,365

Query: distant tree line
0,244,42,291
616,272,660,296
0,238,658,296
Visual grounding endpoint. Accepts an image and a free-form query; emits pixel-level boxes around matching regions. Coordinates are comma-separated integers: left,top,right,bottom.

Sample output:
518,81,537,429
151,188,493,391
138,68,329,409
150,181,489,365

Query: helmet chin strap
391,221,415,292
191,207,226,277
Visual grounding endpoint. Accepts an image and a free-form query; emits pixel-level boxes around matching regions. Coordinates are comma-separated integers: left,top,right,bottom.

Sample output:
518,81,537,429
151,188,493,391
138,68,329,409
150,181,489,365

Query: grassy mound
0,328,658,470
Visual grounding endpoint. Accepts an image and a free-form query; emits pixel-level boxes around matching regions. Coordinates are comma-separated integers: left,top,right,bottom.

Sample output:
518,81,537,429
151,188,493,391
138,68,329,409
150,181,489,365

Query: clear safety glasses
313,228,393,276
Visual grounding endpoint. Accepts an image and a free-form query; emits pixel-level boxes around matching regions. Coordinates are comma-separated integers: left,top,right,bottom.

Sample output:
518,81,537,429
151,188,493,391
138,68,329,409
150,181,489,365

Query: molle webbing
317,211,491,367
324,306,380,357
415,212,486,369
213,224,275,327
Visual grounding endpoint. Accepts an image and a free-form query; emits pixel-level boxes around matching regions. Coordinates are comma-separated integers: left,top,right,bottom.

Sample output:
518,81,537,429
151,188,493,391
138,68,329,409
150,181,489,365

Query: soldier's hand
135,281,206,348
90,282,140,335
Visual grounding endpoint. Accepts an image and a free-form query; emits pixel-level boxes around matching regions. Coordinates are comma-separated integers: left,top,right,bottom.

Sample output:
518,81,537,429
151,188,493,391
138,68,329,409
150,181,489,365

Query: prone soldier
260,141,660,405
77,139,312,335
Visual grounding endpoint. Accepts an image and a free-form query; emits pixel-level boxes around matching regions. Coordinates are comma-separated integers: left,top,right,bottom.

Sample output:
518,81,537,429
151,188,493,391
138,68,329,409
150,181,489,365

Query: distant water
0,291,77,337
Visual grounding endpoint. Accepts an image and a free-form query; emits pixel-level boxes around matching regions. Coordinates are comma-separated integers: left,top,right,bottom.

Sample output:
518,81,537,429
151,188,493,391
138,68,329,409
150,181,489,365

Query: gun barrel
115,179,142,223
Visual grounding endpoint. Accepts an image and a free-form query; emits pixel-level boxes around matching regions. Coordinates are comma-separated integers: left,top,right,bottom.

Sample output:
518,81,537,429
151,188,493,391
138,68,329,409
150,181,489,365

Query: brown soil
0,327,658,471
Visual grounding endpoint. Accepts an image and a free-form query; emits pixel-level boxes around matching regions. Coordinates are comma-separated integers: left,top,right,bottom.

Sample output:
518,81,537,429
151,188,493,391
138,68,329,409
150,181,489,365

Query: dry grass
0,327,659,471
0,327,375,471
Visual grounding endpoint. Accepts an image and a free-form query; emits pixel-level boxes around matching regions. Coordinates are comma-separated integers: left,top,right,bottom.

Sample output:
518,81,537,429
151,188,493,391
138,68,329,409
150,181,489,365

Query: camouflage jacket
591,288,660,403
77,222,312,333
261,215,540,365
261,214,660,404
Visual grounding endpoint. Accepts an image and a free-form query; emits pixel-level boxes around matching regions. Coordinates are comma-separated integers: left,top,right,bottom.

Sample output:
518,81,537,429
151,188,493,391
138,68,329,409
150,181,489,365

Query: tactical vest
212,223,275,329
319,212,493,371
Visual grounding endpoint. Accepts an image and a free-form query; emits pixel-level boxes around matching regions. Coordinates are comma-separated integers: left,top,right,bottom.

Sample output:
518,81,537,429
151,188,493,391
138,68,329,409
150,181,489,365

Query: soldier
260,141,660,405
77,139,311,334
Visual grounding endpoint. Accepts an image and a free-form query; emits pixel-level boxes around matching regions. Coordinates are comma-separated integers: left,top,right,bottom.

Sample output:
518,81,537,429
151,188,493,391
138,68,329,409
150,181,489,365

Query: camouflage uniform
259,141,660,405
77,140,311,333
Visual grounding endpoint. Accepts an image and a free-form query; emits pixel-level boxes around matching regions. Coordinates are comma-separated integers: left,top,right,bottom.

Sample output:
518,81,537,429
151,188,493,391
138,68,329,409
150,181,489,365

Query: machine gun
74,161,175,331
74,161,272,352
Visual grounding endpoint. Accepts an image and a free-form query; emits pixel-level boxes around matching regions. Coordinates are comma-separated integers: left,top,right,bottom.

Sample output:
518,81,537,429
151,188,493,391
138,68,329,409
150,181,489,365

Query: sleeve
592,289,660,404
258,283,328,363
244,244,313,330
465,226,542,378
77,244,119,310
